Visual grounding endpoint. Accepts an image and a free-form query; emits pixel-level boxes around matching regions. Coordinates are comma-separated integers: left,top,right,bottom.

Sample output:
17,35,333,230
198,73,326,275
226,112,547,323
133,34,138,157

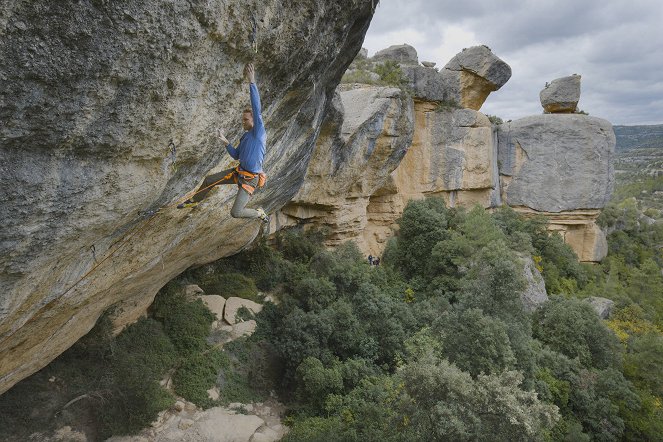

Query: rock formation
274,85,413,251
540,74,581,113
0,0,376,394
373,43,419,65
400,45,512,109
497,113,614,261
282,46,614,263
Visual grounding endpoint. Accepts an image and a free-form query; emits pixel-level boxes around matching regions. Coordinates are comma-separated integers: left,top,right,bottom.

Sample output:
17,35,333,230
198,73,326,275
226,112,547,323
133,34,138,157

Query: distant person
178,63,269,223
368,254,373,265
374,257,380,266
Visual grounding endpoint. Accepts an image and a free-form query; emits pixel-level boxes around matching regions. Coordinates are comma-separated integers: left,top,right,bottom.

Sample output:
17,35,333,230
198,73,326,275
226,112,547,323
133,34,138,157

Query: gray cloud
365,0,663,124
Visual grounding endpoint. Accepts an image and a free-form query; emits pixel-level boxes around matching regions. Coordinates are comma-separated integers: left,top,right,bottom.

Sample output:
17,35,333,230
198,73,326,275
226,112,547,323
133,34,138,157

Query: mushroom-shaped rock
400,45,511,109
540,74,581,113
442,45,512,110
373,44,419,65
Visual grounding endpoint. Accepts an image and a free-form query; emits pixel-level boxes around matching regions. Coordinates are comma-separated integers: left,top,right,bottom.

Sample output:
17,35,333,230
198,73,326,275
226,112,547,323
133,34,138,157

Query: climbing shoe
177,200,198,209
256,207,270,223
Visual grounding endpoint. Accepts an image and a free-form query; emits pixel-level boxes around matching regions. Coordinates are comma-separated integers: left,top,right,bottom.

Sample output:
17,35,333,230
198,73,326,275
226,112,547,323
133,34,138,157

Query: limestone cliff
282,47,615,262
0,0,376,394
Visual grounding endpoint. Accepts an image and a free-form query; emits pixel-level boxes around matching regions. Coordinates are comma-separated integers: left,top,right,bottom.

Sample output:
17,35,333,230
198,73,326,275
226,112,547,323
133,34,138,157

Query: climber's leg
178,168,236,208
191,168,236,202
230,185,261,219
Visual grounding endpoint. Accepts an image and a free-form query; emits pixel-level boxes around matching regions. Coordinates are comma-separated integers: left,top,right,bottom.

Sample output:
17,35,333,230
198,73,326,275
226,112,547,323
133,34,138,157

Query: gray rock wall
497,114,615,212
0,0,375,394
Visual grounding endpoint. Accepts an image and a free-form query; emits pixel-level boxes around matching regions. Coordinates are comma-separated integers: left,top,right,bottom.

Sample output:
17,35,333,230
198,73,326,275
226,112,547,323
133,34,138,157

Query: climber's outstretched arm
244,63,265,136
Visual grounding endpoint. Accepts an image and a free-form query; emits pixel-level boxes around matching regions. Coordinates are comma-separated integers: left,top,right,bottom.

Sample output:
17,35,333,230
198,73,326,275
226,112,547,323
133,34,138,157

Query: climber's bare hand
216,128,229,145
244,63,256,83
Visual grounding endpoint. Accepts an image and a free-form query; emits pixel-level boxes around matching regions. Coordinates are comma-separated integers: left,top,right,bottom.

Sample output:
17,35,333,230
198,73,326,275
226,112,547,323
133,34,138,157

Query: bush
151,283,216,356
533,297,622,369
173,350,226,408
374,60,408,87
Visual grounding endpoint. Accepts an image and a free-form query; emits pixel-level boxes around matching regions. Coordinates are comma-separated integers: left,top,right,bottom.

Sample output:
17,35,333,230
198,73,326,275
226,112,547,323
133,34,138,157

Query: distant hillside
613,124,663,150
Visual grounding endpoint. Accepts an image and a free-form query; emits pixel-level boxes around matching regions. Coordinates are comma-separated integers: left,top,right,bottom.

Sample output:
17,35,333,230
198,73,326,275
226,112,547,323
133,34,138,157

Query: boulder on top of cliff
0,0,376,394
540,74,581,113
400,45,511,110
442,45,512,110
497,114,615,212
421,61,436,68
372,44,419,65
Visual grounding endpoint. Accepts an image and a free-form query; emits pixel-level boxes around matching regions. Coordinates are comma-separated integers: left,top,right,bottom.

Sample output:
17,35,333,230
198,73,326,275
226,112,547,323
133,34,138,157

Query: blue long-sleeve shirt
226,83,266,173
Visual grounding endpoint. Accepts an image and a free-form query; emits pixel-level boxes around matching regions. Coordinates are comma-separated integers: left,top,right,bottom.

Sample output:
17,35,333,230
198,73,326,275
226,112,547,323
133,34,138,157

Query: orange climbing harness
231,166,267,195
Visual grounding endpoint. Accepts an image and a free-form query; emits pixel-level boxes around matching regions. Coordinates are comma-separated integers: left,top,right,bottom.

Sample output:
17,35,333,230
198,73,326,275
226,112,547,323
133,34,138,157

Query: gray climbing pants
191,167,261,219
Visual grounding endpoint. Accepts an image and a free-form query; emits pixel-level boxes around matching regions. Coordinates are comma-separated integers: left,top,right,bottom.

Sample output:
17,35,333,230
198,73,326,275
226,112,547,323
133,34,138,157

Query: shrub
374,60,408,87
173,350,226,408
533,297,622,369
151,283,216,356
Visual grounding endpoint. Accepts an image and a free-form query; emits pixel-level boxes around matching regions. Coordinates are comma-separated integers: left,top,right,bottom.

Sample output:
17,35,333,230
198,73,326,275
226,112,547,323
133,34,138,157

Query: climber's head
242,108,254,130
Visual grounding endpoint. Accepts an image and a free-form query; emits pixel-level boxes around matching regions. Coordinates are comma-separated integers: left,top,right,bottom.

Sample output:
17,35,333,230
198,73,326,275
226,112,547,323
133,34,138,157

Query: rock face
497,114,615,212
497,114,615,261
540,75,581,113
278,85,414,251
0,0,376,394
373,43,418,65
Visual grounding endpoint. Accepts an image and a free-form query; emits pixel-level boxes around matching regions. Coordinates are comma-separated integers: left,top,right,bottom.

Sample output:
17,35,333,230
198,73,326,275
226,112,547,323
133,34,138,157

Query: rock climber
178,63,269,223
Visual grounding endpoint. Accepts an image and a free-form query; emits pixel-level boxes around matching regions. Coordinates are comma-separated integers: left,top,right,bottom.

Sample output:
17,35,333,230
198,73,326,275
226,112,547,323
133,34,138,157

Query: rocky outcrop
519,255,548,312
286,45,614,262
400,45,512,110
277,85,414,251
281,47,511,255
0,0,376,394
497,114,615,212
585,296,615,319
105,400,287,442
540,75,581,113
497,114,615,261
224,297,263,325
373,43,419,65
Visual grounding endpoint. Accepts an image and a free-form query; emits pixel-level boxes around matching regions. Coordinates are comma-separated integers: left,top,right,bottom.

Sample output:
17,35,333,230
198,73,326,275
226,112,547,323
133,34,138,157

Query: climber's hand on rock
244,63,256,83
216,128,229,145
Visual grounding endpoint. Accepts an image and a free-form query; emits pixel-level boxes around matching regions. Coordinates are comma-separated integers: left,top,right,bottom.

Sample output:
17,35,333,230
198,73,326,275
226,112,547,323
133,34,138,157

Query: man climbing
178,63,269,223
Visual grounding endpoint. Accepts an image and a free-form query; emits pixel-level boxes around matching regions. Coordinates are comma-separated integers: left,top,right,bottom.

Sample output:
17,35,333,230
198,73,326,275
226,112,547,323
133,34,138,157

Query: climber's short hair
243,108,253,115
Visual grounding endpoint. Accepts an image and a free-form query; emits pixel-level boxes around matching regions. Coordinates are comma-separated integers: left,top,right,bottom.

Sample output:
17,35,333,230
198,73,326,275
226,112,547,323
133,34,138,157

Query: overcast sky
363,0,663,125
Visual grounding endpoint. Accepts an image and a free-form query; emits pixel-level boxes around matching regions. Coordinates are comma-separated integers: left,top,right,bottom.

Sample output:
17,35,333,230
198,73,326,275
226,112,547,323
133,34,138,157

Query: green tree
436,309,516,377
533,297,622,369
